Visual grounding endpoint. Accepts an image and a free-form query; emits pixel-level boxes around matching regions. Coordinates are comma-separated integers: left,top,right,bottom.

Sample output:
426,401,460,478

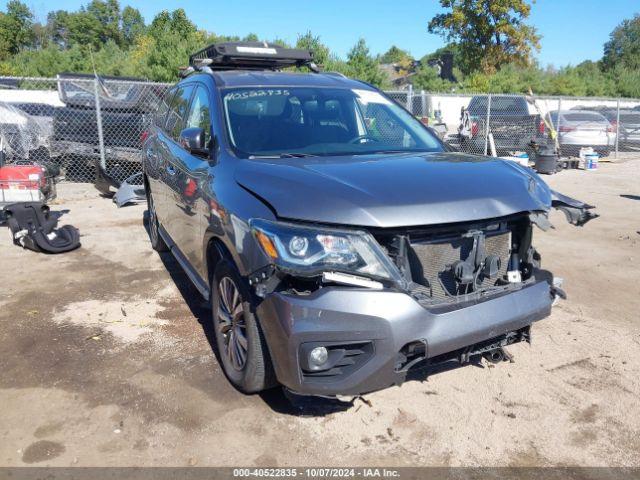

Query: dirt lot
1,158,639,467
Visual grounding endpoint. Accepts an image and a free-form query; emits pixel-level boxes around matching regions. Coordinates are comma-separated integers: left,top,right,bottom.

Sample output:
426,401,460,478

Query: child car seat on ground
3,202,80,253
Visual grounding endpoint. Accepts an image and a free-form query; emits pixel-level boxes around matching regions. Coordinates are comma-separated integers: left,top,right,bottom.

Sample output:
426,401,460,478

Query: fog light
309,346,328,367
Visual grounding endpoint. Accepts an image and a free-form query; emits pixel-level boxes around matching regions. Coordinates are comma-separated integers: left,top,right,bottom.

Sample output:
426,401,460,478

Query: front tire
211,260,275,393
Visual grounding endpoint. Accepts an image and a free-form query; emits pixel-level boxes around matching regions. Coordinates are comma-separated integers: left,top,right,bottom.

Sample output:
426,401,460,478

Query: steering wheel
348,134,380,144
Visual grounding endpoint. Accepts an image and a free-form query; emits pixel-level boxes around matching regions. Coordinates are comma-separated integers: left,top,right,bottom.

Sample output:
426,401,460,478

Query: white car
549,110,616,157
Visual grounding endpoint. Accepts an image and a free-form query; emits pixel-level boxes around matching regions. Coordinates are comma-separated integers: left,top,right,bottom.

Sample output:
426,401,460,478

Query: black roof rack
188,42,318,73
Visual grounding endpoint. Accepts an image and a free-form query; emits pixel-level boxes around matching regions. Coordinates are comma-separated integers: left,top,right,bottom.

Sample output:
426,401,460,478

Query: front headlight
250,219,403,283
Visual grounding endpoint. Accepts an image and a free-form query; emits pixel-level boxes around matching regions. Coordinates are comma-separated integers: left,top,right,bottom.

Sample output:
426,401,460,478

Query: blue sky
10,0,638,67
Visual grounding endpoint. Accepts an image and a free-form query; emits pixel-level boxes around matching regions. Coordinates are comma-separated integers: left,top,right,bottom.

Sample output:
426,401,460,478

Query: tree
379,46,414,76
121,6,145,46
412,63,453,92
141,9,203,81
86,0,122,45
428,0,540,75
346,38,388,87
603,14,640,71
296,31,330,66
0,1,35,59
379,46,412,64
610,64,640,98
46,5,117,50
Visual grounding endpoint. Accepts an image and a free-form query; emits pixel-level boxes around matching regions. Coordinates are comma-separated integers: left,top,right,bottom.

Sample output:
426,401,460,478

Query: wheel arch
205,235,235,285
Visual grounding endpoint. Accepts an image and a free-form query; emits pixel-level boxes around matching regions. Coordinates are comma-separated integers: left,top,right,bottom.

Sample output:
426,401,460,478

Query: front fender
550,190,599,227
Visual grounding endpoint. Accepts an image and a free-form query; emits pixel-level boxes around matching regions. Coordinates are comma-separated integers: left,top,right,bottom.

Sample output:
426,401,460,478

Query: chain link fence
388,87,640,159
1,75,639,187
0,75,169,185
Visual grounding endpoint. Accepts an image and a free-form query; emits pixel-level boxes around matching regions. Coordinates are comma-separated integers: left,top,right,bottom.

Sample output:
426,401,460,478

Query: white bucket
579,147,594,159
584,153,599,170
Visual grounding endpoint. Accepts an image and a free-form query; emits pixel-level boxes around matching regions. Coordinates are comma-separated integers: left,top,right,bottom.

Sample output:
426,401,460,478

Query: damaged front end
247,185,596,307
550,190,599,227
242,180,596,395
372,213,542,308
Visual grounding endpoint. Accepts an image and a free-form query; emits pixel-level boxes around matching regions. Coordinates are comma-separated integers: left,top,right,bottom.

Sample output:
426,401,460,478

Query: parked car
549,110,616,157
0,87,64,156
52,72,164,191
458,95,545,155
143,42,596,397
0,102,50,163
595,108,640,151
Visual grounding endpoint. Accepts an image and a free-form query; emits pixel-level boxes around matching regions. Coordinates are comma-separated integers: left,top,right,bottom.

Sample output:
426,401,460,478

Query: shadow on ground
620,194,640,201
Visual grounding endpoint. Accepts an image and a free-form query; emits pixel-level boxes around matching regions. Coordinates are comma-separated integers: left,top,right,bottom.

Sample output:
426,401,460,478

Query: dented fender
529,190,598,231
550,190,599,227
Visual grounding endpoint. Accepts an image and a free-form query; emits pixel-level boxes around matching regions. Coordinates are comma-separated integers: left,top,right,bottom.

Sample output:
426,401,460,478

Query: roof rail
189,42,319,73
323,71,347,79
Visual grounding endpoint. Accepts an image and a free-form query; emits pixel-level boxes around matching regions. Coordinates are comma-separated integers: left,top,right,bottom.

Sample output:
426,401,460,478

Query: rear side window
185,86,212,146
619,113,640,123
564,113,606,122
468,96,528,114
155,88,174,128
166,85,194,141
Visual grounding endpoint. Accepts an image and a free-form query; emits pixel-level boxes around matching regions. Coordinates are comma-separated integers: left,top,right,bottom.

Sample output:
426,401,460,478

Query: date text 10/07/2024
232,468,401,478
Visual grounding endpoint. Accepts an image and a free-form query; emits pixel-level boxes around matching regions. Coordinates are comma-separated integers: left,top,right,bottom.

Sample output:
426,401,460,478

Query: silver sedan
549,110,616,157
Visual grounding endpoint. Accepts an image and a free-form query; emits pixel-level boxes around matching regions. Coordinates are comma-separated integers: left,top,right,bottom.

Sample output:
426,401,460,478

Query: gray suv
142,43,596,396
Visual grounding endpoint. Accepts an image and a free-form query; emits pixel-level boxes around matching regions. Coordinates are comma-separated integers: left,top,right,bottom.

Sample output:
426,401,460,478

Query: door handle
166,165,176,175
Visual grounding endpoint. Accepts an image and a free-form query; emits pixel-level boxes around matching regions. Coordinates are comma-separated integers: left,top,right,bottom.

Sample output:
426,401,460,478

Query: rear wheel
211,260,275,393
147,185,168,252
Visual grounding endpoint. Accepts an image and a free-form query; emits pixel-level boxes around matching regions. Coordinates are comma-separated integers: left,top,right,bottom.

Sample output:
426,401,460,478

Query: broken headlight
250,219,403,283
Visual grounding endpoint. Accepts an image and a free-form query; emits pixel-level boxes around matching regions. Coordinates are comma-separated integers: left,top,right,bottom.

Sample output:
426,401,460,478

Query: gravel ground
0,158,639,467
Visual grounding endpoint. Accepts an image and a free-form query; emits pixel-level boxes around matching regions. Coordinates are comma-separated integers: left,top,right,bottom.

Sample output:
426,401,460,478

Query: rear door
169,84,213,268
159,84,195,243
146,87,175,227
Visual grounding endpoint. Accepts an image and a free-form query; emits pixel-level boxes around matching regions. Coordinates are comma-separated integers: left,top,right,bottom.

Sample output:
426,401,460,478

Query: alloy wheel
148,193,159,245
217,276,248,371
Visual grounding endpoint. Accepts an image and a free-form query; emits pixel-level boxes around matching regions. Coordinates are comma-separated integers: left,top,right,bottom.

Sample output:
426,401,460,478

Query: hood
235,152,552,228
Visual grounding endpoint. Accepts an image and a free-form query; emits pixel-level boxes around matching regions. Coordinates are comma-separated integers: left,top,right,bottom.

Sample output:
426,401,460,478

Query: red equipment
0,163,57,207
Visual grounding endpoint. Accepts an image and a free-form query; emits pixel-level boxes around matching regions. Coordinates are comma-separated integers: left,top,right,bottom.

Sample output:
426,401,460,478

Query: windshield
468,96,528,114
563,112,606,123
221,87,443,157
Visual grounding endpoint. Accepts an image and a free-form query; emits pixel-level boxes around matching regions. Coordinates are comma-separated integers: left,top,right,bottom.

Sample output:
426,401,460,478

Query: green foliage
603,14,640,71
420,44,459,65
296,31,330,66
379,46,412,64
0,2,638,99
121,6,145,45
428,0,540,75
611,64,640,98
0,0,34,59
346,38,388,88
139,9,203,82
412,63,453,92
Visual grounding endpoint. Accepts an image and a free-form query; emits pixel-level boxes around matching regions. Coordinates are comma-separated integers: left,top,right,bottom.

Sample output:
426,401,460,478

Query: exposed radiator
409,231,511,302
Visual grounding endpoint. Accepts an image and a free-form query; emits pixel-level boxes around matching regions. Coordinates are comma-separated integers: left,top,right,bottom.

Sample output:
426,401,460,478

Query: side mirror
179,127,209,158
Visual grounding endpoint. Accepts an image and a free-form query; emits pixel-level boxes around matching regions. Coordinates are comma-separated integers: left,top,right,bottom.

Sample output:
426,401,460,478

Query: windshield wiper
372,149,430,154
280,152,318,158
248,152,318,159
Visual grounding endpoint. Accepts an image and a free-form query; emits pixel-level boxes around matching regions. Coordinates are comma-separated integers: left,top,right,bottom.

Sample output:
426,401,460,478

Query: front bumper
257,280,552,396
